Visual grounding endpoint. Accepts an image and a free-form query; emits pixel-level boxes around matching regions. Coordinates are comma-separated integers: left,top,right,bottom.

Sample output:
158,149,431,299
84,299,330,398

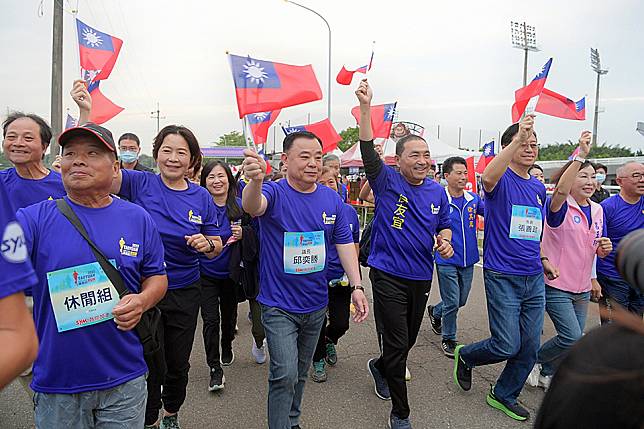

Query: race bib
509,205,542,241
46,261,120,332
283,231,326,274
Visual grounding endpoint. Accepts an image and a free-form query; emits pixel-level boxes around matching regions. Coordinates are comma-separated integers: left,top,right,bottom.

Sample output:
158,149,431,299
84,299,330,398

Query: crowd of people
1,78,643,429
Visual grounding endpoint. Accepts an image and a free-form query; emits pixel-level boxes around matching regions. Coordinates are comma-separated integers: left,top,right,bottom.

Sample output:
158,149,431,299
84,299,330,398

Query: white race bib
283,231,326,274
509,205,542,241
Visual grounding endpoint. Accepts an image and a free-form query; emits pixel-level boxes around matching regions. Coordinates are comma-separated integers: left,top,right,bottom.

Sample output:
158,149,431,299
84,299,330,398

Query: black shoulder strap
55,199,130,298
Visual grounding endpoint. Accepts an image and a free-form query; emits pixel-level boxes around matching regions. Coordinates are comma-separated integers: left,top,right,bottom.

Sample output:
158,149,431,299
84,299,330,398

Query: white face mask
596,173,606,185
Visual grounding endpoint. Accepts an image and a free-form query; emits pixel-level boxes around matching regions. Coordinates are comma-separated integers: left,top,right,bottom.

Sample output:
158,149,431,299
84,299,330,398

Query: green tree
538,141,637,161
338,127,359,152
216,131,246,147
138,154,156,170
0,150,11,170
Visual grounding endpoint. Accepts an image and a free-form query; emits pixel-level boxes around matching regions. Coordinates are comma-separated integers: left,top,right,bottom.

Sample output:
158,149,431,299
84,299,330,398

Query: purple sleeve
484,171,506,200
201,193,221,237
601,207,608,237
437,191,451,232
332,199,353,245
346,205,360,243
260,181,278,215
477,197,486,217
2,209,37,299
119,169,146,201
141,213,167,279
546,198,568,228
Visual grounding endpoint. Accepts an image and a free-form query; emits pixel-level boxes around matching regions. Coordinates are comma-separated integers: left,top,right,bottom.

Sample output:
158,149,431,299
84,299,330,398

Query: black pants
370,268,431,420
200,275,238,368
313,285,352,362
145,281,201,425
249,298,265,348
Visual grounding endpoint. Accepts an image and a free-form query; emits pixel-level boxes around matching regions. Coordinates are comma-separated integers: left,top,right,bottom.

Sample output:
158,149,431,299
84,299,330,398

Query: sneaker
427,305,442,335
221,347,235,366
388,414,413,429
208,366,225,392
538,374,552,391
291,426,301,429
310,359,327,383
526,364,540,387
325,342,337,366
252,339,267,364
367,358,391,400
405,366,411,381
453,344,472,391
441,339,457,358
160,414,181,429
486,386,530,421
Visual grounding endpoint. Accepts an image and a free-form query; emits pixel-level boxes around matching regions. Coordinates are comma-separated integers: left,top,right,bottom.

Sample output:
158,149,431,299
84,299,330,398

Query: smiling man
356,80,453,429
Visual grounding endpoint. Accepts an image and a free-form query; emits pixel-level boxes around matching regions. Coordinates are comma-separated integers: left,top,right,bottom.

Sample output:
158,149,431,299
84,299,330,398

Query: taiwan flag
229,54,323,118
465,156,477,193
568,146,580,160
65,114,77,130
351,102,396,139
256,144,272,175
87,81,124,124
511,58,553,122
336,50,374,85
283,118,342,153
247,110,281,145
536,89,586,121
76,19,123,84
476,141,495,174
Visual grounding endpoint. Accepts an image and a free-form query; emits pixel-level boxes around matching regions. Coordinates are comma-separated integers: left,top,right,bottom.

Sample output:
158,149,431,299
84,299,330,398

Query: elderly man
596,161,644,321
322,153,348,202
16,122,168,429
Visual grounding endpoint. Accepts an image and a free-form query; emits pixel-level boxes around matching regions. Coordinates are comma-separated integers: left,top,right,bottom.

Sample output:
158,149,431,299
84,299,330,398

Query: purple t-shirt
0,181,37,300
368,165,451,280
597,195,644,279
120,170,220,289
199,198,242,279
17,197,166,394
256,180,353,313
326,203,360,281
483,169,546,276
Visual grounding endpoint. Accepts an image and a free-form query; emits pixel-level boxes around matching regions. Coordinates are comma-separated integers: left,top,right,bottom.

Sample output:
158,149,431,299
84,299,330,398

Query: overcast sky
2,0,644,155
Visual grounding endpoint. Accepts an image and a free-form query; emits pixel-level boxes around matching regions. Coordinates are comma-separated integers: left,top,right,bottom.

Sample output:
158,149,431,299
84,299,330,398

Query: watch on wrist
351,285,365,292
206,239,215,253
573,155,586,163
541,256,549,262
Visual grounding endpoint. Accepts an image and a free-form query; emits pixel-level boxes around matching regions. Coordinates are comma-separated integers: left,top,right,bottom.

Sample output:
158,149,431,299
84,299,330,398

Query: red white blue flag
229,54,322,118
76,19,123,84
351,102,396,139
511,58,552,122
87,81,123,125
476,141,496,174
247,110,281,145
536,89,586,121
336,50,374,85
65,114,78,130
283,118,342,153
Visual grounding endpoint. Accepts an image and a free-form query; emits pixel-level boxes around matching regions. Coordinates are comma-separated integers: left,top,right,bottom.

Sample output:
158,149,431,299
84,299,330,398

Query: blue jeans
261,305,326,429
34,375,147,429
537,286,589,376
597,273,644,324
433,264,474,341
460,270,545,405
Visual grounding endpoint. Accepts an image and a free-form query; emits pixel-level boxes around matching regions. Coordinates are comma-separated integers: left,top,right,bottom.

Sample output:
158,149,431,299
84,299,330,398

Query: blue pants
597,273,644,324
460,270,545,405
261,305,326,429
537,286,590,376
34,375,147,429
433,264,474,341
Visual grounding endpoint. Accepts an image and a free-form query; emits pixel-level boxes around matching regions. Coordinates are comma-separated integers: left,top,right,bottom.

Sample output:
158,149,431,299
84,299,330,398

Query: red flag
511,58,553,122
247,110,281,145
229,54,322,118
88,83,123,124
535,88,586,120
76,19,123,83
283,119,342,153
351,102,396,139
465,156,477,194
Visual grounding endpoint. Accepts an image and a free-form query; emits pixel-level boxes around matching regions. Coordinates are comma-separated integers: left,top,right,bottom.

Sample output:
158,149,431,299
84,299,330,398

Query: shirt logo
188,209,203,224
431,203,440,215
1,221,28,263
573,215,581,224
119,237,140,257
322,212,336,225
536,195,543,206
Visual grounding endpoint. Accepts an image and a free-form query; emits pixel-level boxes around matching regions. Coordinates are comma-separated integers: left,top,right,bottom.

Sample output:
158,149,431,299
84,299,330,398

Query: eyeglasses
619,172,643,180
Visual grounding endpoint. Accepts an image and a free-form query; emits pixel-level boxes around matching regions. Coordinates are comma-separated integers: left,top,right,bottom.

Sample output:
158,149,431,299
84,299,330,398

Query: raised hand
577,131,592,158
517,114,535,143
242,149,267,181
70,79,92,113
355,78,372,106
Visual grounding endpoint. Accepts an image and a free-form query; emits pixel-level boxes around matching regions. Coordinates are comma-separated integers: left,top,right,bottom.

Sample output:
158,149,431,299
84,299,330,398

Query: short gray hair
616,161,642,177
322,154,340,165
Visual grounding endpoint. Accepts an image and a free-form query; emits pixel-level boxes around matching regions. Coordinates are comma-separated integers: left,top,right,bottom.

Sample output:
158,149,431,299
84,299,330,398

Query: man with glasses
596,161,644,321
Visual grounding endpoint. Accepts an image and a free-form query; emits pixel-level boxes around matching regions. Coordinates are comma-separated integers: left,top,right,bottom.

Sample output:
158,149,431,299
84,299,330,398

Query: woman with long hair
531,132,613,390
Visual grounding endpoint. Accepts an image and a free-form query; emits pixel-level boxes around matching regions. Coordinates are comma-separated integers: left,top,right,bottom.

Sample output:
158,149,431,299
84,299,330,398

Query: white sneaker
405,366,411,382
252,339,267,364
526,364,540,387
538,374,552,391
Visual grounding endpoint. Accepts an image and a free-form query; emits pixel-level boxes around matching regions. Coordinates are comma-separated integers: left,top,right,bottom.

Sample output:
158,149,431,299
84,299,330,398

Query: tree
538,141,637,161
338,126,359,152
138,154,156,169
216,131,245,147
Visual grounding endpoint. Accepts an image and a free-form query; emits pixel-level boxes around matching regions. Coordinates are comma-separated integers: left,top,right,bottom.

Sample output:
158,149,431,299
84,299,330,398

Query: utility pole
511,21,539,86
49,0,64,156
590,48,608,147
150,102,165,135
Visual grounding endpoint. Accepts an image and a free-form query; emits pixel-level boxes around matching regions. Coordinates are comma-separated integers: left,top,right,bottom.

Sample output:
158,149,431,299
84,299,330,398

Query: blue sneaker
160,414,180,429
388,414,413,428
367,358,390,400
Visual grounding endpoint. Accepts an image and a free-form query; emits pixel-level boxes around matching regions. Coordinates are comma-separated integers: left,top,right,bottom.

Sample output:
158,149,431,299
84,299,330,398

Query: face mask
440,178,448,187
595,173,606,185
120,150,139,163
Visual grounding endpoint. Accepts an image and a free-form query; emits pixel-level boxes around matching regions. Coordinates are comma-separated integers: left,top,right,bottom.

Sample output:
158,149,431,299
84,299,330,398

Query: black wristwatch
206,238,216,253
351,285,365,292
540,256,549,262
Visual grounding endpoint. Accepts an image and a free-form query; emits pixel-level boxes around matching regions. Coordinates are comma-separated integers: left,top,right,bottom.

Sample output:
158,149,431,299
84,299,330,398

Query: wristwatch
572,155,586,163
351,285,365,292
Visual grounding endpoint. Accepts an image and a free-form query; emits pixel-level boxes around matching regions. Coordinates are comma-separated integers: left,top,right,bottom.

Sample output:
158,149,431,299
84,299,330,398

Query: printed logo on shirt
119,237,140,257
48,196,54,200
573,215,581,224
468,207,474,213
536,195,543,206
322,212,336,225
1,221,28,263
431,203,441,215
188,209,202,224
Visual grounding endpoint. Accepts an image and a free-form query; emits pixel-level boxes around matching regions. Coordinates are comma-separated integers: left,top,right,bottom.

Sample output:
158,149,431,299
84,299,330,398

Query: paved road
0,266,600,428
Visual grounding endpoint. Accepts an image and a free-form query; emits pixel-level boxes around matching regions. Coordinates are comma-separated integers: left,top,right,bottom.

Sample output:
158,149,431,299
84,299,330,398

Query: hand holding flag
70,79,91,123
577,130,592,158
242,149,268,181
517,114,536,144
355,79,372,106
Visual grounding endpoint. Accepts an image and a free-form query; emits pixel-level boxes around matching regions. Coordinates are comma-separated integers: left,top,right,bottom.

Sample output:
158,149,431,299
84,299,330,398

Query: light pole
590,48,608,147
285,0,331,121
511,21,539,86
